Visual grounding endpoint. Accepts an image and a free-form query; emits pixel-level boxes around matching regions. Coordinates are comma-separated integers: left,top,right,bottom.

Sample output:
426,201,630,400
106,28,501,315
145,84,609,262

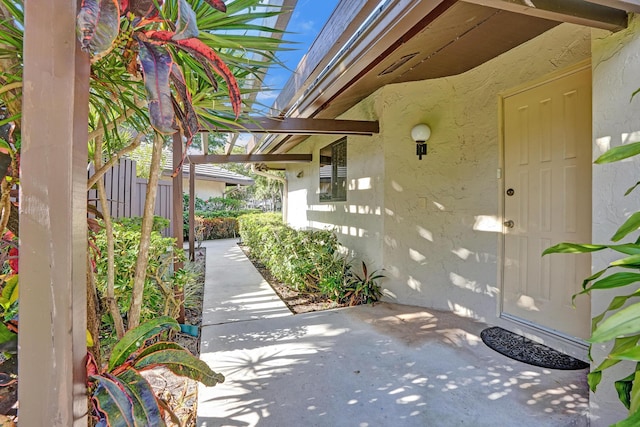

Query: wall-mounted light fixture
411,123,431,160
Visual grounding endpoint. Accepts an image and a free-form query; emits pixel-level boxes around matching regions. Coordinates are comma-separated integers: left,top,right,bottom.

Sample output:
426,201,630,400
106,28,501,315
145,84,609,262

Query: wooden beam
586,0,640,14
188,163,195,262
461,0,628,31
20,0,89,424
189,154,313,164
203,117,379,135
171,132,185,323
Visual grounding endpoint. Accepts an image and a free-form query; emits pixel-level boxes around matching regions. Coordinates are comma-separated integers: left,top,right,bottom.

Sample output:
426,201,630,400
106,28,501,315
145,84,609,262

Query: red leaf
147,31,242,118
136,36,176,134
77,0,120,60
204,0,226,12
126,0,162,18
173,0,199,41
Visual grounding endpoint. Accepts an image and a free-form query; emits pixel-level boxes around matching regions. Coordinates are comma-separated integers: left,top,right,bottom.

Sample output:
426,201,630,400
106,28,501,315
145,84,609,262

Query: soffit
258,0,623,155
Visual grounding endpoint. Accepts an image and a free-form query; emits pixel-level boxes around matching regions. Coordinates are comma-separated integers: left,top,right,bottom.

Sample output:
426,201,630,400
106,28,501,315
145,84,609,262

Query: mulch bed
238,244,348,314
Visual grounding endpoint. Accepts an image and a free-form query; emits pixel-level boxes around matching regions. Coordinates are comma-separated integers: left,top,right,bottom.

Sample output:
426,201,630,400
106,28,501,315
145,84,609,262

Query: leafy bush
183,194,250,212
114,215,170,233
93,220,186,348
238,213,384,304
88,317,224,426
183,207,261,240
195,216,239,240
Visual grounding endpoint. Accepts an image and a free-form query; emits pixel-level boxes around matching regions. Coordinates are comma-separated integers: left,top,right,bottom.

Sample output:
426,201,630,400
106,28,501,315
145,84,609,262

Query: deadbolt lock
504,220,515,228
506,188,515,196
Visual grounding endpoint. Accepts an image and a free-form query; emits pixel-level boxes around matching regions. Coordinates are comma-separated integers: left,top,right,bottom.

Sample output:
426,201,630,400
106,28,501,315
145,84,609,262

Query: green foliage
544,133,640,425
89,317,224,426
343,261,385,306
183,193,251,213
238,213,384,304
93,220,184,349
114,215,170,233
194,216,238,240
189,210,267,242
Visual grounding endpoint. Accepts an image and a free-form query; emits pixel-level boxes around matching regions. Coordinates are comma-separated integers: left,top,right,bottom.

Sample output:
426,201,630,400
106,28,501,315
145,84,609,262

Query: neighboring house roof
256,0,631,155
164,156,254,186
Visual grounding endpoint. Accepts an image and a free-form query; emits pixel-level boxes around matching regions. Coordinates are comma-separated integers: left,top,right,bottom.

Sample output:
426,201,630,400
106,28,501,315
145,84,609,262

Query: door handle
504,220,515,228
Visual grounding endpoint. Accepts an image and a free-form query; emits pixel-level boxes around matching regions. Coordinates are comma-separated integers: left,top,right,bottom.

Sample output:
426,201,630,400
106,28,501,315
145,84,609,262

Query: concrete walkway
196,239,589,427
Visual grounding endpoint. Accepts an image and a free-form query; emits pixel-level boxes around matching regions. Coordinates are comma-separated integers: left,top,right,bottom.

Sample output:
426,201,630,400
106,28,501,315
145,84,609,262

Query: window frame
319,137,347,202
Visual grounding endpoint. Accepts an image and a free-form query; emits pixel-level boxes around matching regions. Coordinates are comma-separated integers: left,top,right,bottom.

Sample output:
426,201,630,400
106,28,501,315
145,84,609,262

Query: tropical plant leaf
204,0,227,12
616,369,637,410
90,374,136,427
132,341,186,360
574,272,640,301
117,369,166,427
169,65,199,141
613,407,640,427
108,316,179,371
611,253,640,267
592,290,640,330
625,181,640,196
146,30,242,118
596,141,640,164
136,37,175,134
542,242,609,255
126,0,161,19
0,274,18,308
590,302,640,343
0,322,15,346
77,0,120,60
631,369,640,415
613,212,640,242
134,348,225,387
173,0,199,41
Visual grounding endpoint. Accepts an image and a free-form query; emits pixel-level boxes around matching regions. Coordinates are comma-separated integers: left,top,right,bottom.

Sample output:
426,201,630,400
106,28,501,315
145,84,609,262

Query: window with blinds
319,138,347,202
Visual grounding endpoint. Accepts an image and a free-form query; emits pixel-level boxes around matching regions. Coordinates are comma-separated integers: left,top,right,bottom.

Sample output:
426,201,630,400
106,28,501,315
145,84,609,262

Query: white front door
502,65,591,340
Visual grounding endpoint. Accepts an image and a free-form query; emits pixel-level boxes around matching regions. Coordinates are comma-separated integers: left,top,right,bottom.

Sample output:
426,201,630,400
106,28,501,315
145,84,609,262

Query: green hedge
238,213,348,293
183,209,261,240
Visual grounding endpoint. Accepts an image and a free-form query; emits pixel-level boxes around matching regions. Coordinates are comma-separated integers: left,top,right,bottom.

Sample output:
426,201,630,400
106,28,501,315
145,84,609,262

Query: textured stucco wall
182,179,226,200
286,23,592,319
287,99,385,267
590,16,640,426
379,23,592,322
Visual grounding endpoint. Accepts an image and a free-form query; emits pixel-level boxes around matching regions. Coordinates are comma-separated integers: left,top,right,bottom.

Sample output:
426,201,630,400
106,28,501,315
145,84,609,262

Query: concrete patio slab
197,239,589,426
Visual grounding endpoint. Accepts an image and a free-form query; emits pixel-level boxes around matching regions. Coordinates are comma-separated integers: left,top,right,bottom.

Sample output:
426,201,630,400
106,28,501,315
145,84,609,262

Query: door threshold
499,313,589,363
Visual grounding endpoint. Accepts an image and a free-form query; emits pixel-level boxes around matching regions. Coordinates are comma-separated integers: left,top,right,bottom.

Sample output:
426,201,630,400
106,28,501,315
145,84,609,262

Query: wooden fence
88,158,173,237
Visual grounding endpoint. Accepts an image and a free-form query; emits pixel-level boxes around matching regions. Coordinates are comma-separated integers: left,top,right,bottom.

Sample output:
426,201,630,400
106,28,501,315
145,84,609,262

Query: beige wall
181,178,226,200
288,23,592,319
590,16,640,426
284,18,640,425
379,24,592,321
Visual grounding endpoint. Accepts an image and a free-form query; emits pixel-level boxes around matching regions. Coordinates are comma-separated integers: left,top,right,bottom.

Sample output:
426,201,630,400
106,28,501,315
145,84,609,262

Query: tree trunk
93,136,125,338
127,132,164,330
87,252,102,366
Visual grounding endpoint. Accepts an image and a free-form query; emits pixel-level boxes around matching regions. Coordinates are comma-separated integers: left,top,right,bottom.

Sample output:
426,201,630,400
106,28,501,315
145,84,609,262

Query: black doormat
480,326,589,370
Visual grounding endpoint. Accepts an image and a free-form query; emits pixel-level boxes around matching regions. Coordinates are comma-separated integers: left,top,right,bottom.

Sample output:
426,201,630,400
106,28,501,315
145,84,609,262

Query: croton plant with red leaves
77,0,241,146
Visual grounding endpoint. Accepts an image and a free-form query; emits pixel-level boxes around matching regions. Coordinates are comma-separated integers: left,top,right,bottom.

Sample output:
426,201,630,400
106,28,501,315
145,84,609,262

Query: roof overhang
251,0,631,155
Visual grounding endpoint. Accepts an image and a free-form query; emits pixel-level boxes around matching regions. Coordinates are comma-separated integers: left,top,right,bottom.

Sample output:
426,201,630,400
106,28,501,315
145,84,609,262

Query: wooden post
189,162,195,261
20,0,89,425
172,132,185,322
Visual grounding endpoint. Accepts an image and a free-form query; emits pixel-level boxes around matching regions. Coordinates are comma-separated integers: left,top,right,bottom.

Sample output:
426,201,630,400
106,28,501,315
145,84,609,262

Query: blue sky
256,0,340,109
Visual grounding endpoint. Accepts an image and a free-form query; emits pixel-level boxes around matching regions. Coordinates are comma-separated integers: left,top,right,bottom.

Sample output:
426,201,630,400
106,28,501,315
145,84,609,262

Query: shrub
93,220,186,349
238,213,384,303
183,209,262,240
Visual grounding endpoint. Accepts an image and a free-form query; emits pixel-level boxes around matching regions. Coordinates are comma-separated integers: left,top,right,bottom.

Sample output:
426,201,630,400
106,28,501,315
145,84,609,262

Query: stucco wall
590,16,640,426
286,24,591,317
378,23,592,322
183,179,226,200
287,100,385,268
